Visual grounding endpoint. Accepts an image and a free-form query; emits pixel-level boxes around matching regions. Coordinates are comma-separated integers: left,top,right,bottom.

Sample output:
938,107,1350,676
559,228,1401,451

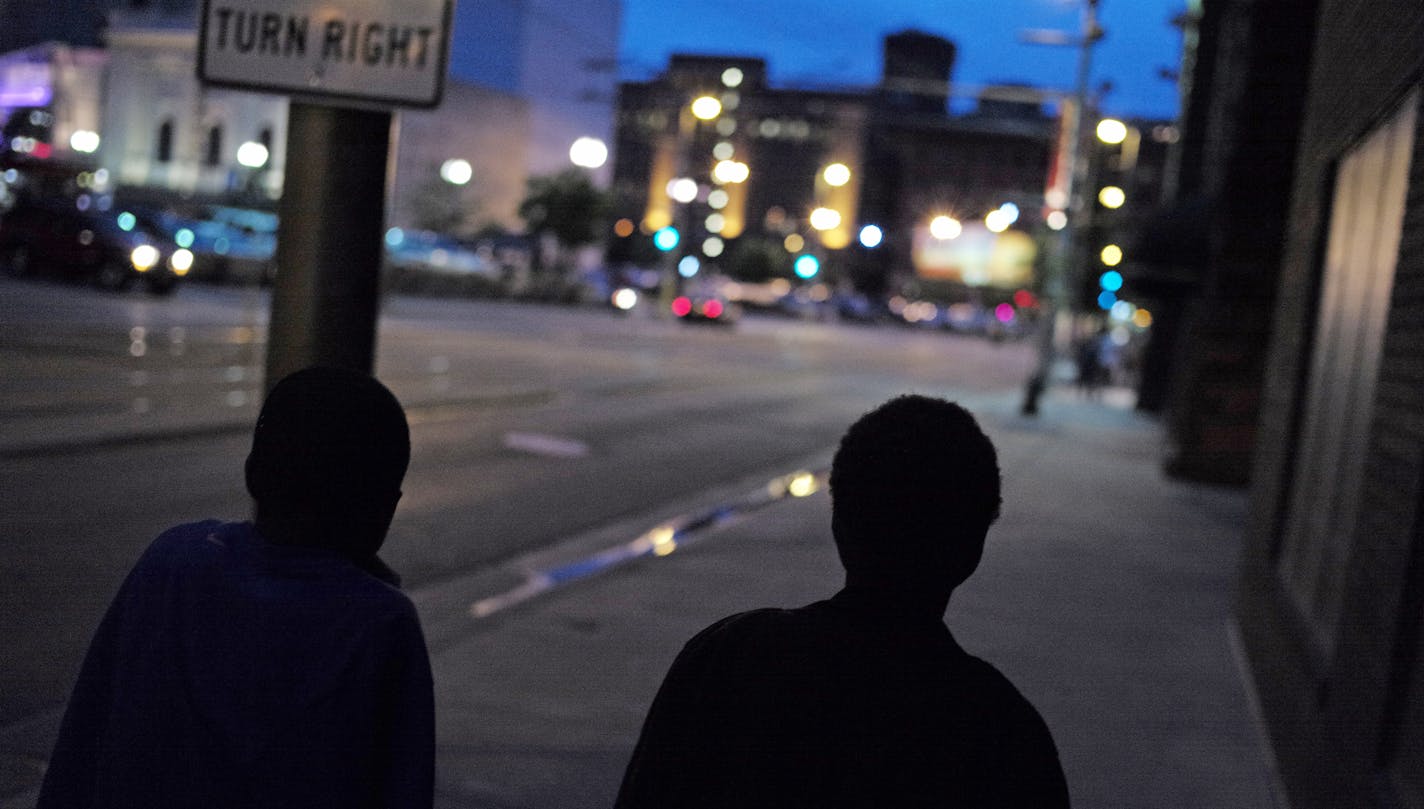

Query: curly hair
829,395,1000,584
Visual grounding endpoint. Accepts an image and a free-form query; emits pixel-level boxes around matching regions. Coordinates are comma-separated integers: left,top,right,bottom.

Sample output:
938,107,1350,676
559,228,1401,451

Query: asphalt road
0,276,1037,728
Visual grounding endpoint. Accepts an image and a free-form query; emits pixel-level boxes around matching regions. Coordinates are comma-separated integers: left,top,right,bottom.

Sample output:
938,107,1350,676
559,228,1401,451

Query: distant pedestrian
615,394,1069,808
1075,331,1104,398
38,366,434,809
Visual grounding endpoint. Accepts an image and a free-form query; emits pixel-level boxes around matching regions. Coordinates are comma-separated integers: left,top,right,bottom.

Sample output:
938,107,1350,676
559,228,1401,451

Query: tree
518,169,609,253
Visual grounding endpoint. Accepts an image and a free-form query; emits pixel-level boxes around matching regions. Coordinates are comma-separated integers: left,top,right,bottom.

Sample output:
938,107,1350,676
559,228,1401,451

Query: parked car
123,204,276,286
0,199,190,294
671,293,740,326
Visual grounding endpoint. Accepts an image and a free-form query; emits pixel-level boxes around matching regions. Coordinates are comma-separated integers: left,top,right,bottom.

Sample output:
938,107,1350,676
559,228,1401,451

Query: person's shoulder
137,519,233,567
679,604,818,659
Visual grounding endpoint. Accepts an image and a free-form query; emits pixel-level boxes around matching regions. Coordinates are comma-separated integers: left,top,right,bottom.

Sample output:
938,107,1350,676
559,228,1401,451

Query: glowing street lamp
440,158,473,185
236,141,269,169
929,215,962,240
691,96,722,121
821,163,851,187
809,207,841,231
1096,117,1128,144
569,136,608,169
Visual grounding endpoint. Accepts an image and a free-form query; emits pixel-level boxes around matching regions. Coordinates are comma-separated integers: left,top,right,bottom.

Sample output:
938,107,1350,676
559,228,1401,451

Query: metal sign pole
264,101,392,390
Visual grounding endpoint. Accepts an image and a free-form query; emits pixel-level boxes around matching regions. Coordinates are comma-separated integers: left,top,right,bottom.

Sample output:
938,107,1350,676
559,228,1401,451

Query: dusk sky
618,0,1188,121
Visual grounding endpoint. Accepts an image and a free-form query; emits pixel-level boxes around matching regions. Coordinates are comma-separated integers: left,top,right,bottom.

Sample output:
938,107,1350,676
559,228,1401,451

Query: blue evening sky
618,0,1188,120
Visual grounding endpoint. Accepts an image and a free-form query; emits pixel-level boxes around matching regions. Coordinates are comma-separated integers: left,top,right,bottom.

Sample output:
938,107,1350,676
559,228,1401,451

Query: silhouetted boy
616,394,1069,808
38,366,434,809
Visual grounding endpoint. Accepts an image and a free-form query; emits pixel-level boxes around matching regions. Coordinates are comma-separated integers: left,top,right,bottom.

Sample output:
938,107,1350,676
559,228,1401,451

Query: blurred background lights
984,208,1012,233
678,255,700,277
1097,118,1128,144
712,141,735,160
783,233,805,252
691,95,722,120
822,163,851,187
170,249,194,274
174,228,195,249
1133,308,1154,328
1110,299,1136,321
69,130,99,153
384,227,404,248
440,158,474,184
998,202,1020,223
705,213,726,233
1097,290,1117,310
712,160,749,184
929,215,962,240
653,226,680,251
667,177,698,203
1100,244,1124,266
611,287,639,310
613,218,635,238
703,237,725,257
995,303,1016,323
1099,269,1124,291
794,254,820,279
1099,185,1126,208
707,189,729,209
236,141,269,169
721,67,744,87
568,137,608,169
809,207,841,231
1046,210,1068,230
117,211,136,232
859,224,883,248
787,471,818,498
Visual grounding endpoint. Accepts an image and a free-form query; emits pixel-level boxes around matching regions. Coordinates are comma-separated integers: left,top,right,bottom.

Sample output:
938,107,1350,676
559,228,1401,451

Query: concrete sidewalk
413,388,1285,808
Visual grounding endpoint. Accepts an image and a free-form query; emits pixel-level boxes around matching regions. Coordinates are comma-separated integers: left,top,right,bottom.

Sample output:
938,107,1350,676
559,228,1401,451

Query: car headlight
130,244,159,271
170,248,194,274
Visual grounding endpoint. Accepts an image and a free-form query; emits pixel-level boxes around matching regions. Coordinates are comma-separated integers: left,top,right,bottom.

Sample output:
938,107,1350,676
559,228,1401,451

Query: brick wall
1237,1,1424,806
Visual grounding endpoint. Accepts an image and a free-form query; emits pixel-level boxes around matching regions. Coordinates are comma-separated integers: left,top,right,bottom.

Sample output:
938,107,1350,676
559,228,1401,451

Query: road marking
468,468,827,620
502,431,590,459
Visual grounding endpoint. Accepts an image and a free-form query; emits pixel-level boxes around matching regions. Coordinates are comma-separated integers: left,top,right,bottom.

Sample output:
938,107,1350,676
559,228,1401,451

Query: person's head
829,395,1001,596
245,366,410,561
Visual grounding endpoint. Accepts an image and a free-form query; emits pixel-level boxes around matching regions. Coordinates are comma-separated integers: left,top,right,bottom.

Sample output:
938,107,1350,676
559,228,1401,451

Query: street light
1019,0,1103,416
569,136,608,169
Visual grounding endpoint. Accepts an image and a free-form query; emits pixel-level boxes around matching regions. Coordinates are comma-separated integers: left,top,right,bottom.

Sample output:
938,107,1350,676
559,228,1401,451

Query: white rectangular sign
198,0,451,108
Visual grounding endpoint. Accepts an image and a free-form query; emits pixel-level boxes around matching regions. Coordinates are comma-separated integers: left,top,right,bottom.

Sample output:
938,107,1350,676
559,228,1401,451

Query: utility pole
1021,0,1103,416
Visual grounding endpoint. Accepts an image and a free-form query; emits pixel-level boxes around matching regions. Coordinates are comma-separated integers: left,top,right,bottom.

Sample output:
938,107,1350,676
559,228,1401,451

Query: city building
0,0,620,235
607,32,1057,306
1229,0,1424,806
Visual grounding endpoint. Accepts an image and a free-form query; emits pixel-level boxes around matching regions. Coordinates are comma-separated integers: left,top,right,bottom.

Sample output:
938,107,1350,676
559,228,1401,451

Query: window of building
1275,89,1418,648
156,119,174,163
204,125,223,167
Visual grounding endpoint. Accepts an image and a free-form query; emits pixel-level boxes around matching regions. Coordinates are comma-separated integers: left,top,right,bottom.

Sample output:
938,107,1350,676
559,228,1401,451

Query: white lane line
502,432,591,458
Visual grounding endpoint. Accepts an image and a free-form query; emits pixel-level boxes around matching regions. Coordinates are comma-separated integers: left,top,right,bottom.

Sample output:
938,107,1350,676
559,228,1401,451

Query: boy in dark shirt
39,366,434,809
616,395,1069,808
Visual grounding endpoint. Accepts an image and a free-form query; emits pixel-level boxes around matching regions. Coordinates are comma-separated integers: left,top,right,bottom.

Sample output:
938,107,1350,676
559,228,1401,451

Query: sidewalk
414,388,1285,808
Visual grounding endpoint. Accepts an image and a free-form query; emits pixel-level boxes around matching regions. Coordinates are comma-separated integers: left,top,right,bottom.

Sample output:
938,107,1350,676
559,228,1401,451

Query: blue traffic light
653,226,680,251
